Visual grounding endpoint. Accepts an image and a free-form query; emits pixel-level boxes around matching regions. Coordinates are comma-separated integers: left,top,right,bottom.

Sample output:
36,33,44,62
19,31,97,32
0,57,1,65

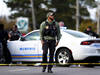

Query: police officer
84,26,99,38
8,25,21,41
40,12,61,73
0,24,11,63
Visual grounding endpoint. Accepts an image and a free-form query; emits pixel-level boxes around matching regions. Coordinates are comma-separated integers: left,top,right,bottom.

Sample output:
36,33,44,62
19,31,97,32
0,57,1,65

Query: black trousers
42,40,56,70
2,43,12,64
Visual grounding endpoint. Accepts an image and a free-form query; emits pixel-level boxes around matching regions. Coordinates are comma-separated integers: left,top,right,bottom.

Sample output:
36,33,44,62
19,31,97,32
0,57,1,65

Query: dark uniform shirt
9,30,21,41
0,30,8,43
84,30,99,38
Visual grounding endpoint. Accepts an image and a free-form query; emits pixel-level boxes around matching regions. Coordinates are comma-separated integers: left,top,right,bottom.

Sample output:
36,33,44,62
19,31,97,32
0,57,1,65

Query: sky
0,0,10,16
0,0,98,20
88,7,97,20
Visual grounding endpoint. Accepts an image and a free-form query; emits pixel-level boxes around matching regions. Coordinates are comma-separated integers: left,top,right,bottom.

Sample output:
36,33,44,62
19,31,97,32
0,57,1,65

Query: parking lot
0,65,100,75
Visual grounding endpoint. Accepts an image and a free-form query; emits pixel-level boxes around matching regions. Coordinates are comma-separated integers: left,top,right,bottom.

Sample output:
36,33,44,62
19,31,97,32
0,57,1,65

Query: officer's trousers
2,42,12,64
42,40,56,70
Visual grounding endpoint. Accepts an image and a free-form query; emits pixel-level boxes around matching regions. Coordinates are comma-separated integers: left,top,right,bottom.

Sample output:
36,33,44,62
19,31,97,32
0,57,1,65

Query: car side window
24,31,40,41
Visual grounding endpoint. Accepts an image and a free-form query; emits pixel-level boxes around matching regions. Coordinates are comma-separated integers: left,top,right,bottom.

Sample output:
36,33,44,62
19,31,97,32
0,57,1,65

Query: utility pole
76,0,80,31
96,0,100,34
31,0,36,30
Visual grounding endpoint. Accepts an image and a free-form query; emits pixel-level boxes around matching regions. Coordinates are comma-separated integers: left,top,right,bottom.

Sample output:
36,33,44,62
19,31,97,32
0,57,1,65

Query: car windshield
64,30,90,38
20,31,40,41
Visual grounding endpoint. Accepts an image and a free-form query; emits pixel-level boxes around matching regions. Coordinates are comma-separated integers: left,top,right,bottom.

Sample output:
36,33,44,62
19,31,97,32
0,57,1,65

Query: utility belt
43,36,56,41
43,39,56,44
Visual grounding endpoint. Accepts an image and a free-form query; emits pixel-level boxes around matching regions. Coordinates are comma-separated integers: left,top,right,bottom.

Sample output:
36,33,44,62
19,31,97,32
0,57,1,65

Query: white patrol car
7,27,100,65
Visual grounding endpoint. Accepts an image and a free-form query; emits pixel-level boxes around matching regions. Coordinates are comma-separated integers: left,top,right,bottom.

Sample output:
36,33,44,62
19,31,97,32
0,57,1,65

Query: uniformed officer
84,26,99,38
0,24,12,64
40,12,61,73
8,25,21,41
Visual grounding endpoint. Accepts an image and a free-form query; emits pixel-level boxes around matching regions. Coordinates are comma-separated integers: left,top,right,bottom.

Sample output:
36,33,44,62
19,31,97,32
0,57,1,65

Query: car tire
55,48,73,66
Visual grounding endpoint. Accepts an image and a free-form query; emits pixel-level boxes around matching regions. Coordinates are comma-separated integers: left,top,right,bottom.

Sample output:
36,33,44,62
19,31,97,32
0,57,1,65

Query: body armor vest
43,21,57,37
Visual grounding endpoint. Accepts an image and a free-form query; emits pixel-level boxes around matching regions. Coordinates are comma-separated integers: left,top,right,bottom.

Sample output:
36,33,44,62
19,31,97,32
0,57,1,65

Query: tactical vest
42,21,58,37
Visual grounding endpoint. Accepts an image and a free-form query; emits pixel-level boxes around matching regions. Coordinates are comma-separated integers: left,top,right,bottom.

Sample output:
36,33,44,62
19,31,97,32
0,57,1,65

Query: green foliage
79,20,97,32
5,0,94,30
51,0,76,29
84,0,97,7
0,17,16,30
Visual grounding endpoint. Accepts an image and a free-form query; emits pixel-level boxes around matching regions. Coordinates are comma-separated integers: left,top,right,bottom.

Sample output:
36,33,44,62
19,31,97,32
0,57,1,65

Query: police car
7,27,100,65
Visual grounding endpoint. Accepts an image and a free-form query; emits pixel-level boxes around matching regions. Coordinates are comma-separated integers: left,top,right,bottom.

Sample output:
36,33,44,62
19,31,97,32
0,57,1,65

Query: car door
20,31,41,61
10,31,41,62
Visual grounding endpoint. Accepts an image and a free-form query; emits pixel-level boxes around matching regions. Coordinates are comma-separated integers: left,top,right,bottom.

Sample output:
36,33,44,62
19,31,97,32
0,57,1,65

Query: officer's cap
47,12,55,17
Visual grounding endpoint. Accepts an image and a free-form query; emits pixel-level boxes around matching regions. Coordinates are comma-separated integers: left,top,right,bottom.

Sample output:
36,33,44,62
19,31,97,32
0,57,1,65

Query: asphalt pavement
0,65,100,75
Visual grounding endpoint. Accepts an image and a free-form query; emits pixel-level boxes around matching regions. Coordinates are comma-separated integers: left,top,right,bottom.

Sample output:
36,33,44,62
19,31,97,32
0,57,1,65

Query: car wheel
56,48,73,66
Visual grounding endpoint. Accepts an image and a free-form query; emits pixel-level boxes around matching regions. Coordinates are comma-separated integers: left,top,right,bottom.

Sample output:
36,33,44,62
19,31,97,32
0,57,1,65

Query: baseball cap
88,26,92,29
47,12,55,17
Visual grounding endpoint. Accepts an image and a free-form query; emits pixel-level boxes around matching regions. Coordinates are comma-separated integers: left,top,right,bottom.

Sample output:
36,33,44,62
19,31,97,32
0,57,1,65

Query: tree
52,0,90,29
83,0,97,8
0,16,16,30
79,0,98,33
5,0,49,30
5,0,92,30
79,19,97,32
5,0,33,30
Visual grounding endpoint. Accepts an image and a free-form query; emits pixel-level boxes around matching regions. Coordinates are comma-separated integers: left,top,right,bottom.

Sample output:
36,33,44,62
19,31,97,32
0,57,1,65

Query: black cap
88,26,92,29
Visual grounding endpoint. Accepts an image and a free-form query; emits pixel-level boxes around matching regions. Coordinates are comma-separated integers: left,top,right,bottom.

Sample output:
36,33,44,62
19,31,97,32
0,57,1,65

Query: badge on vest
46,26,49,29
